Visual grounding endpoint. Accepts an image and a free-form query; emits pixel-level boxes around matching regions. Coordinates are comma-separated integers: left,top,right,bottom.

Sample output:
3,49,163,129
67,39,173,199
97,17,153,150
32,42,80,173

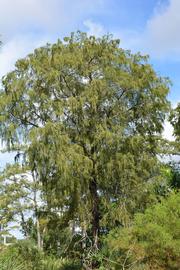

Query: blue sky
0,0,179,138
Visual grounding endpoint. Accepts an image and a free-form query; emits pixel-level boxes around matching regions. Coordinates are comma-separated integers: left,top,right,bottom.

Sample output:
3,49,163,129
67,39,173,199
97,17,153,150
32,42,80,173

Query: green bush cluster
0,241,81,270
101,192,180,270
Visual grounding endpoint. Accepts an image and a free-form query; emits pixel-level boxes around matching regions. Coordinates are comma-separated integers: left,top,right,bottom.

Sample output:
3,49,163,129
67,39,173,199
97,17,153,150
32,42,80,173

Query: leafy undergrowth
0,241,81,270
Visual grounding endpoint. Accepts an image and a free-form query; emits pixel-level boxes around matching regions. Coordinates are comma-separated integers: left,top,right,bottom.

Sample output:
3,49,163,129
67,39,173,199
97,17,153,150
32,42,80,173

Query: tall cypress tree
0,32,170,254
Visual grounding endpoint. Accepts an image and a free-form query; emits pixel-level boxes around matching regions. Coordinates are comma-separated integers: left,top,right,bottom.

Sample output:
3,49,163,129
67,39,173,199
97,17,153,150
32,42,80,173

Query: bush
0,246,25,270
14,240,43,270
103,192,180,270
0,245,80,270
41,256,81,270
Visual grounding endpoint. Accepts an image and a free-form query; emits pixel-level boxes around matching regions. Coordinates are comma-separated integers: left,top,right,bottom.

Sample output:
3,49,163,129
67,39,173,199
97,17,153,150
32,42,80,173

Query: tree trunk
20,211,28,237
32,170,43,250
89,178,100,250
36,216,42,250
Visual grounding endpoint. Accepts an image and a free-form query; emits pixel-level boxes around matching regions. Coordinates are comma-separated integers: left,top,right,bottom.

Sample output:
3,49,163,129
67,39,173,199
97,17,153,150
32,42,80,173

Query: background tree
0,163,44,249
169,103,180,189
0,32,170,266
170,103,180,142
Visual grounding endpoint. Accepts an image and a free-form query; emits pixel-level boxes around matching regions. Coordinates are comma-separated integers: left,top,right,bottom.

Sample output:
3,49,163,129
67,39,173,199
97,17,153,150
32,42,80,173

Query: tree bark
36,215,42,250
89,178,100,250
32,170,43,250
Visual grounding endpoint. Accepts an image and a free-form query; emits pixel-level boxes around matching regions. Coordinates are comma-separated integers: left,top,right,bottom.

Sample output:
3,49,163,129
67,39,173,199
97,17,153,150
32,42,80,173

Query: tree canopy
0,32,175,269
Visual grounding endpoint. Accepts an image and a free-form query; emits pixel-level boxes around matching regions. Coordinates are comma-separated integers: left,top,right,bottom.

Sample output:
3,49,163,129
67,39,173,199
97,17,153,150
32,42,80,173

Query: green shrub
41,256,81,270
0,238,82,270
13,240,43,270
103,192,180,270
0,246,25,270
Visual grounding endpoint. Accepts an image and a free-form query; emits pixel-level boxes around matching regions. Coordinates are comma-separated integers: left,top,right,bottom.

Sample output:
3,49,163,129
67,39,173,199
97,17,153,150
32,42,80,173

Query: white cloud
0,0,179,66
0,0,105,41
0,0,107,79
83,20,106,37
0,35,49,79
144,0,180,58
105,0,180,59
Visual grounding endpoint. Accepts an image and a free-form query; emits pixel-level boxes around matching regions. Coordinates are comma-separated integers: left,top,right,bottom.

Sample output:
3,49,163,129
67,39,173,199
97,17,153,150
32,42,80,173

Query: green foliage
0,241,80,270
0,164,32,226
0,163,43,249
0,32,173,267
0,31,170,234
167,163,180,190
14,240,44,270
170,103,180,141
41,256,81,270
103,192,180,269
0,246,25,270
170,103,180,155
